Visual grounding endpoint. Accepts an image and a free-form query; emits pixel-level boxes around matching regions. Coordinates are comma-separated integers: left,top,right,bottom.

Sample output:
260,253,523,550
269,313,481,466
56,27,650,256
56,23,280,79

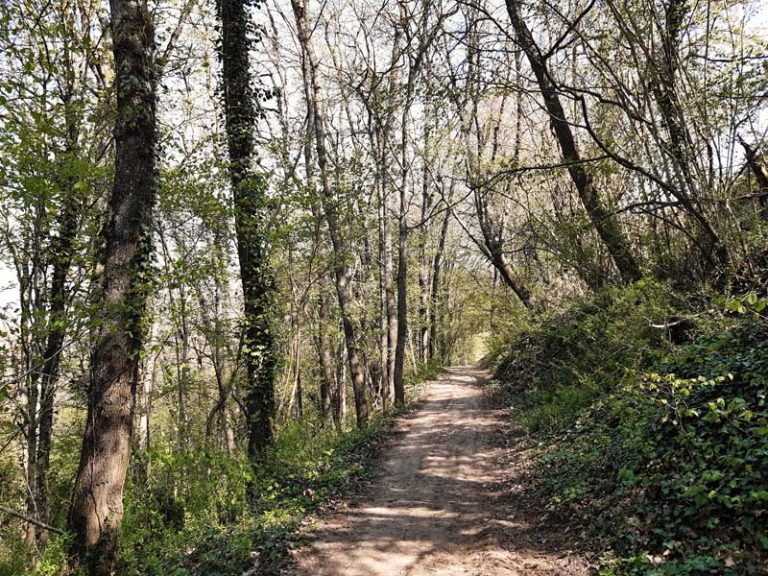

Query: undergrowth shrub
114,414,394,576
112,357,458,576
492,280,688,431
491,283,768,574
0,359,441,576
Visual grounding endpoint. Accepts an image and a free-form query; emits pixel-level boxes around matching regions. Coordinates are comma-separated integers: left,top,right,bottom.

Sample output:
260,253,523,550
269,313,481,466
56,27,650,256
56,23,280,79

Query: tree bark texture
429,203,450,362
67,0,157,572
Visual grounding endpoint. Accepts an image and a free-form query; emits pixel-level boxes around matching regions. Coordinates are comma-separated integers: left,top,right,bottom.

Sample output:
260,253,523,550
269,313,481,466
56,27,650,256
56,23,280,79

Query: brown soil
289,366,595,575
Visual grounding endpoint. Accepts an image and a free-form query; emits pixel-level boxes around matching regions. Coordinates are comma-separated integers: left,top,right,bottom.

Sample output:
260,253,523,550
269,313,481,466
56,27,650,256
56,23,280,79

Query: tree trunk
417,268,429,361
378,210,390,409
429,202,450,362
217,0,277,457
292,318,303,420
393,3,418,405
35,205,78,536
375,139,394,408
67,0,157,571
137,354,155,453
740,138,768,217
460,16,532,307
652,0,730,271
473,192,532,308
24,378,39,546
417,113,433,363
417,236,430,363
333,339,348,431
137,314,159,457
385,225,397,407
394,206,408,406
302,67,334,423
372,121,396,410
35,114,83,541
505,0,642,284
316,289,334,420
291,0,369,427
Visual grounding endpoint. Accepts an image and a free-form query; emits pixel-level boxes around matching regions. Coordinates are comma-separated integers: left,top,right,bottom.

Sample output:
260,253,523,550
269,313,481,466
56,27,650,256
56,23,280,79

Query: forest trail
290,367,592,576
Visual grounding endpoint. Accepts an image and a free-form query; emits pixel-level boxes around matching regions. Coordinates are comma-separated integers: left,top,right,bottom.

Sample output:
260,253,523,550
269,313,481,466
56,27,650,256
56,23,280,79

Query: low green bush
113,360,443,576
114,413,395,576
1,359,442,576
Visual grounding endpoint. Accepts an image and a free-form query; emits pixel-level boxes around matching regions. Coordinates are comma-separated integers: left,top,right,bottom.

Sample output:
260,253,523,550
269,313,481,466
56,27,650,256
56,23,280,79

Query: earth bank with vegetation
486,281,768,576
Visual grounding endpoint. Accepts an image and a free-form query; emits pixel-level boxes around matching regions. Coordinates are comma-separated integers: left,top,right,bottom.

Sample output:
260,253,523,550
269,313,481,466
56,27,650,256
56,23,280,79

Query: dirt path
289,367,593,576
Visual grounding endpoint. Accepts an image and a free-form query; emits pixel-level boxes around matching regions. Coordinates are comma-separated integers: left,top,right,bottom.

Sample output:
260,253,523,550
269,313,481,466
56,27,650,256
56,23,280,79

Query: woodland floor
288,366,595,576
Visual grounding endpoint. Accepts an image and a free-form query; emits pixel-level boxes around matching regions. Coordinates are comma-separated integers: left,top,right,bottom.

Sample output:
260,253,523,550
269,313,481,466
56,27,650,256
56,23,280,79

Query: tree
444,8,533,306
505,0,643,284
0,0,110,549
291,0,370,427
217,0,278,458
67,0,158,572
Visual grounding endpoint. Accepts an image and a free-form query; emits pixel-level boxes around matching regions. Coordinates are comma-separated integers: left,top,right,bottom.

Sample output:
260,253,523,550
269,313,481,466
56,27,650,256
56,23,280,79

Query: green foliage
406,359,443,391
36,535,70,576
598,554,743,576
501,285,768,576
492,280,687,431
0,538,30,576
117,446,254,575
492,284,768,573
0,453,29,576
539,345,768,569
112,414,396,576
714,292,768,317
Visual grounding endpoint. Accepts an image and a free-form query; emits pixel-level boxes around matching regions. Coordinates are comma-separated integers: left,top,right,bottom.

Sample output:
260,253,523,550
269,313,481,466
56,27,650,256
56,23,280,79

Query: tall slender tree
505,0,642,284
217,0,278,457
291,0,370,426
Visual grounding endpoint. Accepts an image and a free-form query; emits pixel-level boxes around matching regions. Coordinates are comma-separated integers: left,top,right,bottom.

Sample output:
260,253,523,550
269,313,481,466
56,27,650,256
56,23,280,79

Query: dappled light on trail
291,367,591,576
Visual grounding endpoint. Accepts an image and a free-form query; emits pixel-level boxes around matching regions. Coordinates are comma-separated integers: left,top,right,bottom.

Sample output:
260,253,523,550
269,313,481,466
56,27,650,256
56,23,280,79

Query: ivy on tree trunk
217,0,278,458
67,0,157,572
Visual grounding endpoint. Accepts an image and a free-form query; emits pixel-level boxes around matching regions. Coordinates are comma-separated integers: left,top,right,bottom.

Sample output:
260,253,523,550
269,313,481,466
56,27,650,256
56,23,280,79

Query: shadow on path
289,366,593,576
